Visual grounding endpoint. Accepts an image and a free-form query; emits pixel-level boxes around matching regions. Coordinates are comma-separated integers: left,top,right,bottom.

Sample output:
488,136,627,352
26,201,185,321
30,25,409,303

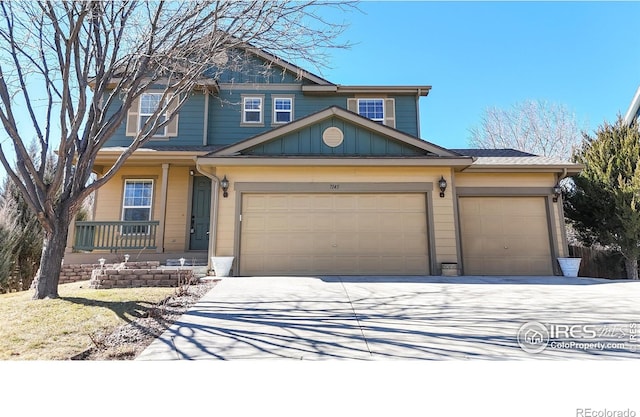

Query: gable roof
207,106,463,158
243,45,334,86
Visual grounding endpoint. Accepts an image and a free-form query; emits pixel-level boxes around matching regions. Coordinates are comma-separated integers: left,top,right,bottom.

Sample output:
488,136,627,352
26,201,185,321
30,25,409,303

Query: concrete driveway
136,276,640,360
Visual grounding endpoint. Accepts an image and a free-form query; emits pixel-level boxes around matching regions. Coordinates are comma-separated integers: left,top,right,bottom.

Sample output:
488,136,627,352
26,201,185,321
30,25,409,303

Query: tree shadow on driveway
139,277,640,360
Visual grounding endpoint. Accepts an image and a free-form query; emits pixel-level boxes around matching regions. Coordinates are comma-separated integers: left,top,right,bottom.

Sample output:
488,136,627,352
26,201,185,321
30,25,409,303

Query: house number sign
329,184,340,190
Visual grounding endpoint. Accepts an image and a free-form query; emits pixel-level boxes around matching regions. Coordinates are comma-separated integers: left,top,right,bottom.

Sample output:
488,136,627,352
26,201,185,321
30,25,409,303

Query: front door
189,176,211,250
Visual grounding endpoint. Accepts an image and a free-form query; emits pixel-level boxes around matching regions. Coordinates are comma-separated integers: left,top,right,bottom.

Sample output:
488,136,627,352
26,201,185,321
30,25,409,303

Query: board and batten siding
211,166,458,271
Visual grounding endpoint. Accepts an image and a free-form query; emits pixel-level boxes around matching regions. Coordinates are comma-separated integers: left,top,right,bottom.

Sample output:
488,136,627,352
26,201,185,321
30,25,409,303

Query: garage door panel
240,193,429,275
460,196,552,276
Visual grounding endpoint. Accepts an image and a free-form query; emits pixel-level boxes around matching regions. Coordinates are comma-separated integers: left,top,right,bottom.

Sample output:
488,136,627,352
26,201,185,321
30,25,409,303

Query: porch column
156,163,170,253
65,215,76,254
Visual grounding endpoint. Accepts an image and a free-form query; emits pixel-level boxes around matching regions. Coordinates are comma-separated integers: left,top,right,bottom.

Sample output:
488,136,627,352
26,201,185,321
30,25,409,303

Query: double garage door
239,193,429,276
459,196,553,275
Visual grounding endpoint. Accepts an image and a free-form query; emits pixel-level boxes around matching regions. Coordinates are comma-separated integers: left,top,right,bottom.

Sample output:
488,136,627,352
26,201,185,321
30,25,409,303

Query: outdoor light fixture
98,258,106,272
553,183,562,202
221,175,230,198
124,254,129,263
438,176,447,198
189,169,195,176
179,257,186,267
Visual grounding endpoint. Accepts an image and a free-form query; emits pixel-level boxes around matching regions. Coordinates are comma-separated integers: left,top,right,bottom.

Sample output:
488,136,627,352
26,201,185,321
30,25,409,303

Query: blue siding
104,92,205,148
244,116,426,156
102,53,422,149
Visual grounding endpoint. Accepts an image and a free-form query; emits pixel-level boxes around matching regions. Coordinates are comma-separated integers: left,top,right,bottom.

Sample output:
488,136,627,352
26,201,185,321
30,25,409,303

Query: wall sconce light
189,169,195,176
552,183,562,202
221,175,230,198
438,176,447,198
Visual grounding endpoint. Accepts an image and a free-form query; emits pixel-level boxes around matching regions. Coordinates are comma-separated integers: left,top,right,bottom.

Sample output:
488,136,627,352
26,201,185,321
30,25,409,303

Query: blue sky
2,1,639,178
318,1,640,149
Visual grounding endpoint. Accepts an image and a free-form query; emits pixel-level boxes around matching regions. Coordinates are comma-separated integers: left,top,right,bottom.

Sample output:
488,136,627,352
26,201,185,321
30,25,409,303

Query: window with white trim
273,97,293,124
242,96,263,124
139,93,167,137
357,99,384,123
121,180,153,234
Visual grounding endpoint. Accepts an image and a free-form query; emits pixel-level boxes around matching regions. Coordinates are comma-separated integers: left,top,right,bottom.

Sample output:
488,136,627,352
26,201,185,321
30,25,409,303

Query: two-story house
65,47,582,277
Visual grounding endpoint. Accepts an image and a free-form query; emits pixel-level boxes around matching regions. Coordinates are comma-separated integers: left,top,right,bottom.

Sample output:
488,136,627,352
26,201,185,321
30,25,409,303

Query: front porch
66,219,209,265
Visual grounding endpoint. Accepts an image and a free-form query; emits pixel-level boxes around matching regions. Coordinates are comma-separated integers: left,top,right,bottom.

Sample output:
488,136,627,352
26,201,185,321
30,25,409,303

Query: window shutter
125,96,140,137
347,98,357,114
166,95,179,137
384,98,395,128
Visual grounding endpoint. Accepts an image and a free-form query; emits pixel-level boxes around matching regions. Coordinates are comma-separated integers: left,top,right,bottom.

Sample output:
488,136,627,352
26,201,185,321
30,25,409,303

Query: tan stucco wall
454,172,556,187
81,162,570,271
88,165,191,252
213,166,458,269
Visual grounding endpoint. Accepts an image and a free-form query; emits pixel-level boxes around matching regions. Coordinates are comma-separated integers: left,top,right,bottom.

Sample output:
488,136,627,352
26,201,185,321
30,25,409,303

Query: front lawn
0,281,176,360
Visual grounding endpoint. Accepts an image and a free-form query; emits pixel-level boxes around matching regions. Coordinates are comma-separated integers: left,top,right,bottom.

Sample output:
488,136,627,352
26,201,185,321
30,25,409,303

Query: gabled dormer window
242,95,264,125
273,96,294,124
347,97,396,128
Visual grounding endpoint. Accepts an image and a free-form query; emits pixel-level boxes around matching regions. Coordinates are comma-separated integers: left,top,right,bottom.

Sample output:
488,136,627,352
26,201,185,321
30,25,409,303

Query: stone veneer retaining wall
89,267,194,289
59,261,161,284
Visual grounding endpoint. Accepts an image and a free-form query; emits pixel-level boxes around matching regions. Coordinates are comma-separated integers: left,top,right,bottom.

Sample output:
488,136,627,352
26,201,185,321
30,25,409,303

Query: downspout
202,90,210,145
195,159,220,271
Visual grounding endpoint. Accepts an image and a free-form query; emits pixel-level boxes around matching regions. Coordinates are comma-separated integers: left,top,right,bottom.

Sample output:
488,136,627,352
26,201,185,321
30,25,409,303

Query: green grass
0,280,176,360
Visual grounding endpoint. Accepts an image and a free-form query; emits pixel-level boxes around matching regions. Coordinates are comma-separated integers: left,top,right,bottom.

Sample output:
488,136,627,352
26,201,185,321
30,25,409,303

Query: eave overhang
461,163,584,174
302,85,431,96
196,156,474,168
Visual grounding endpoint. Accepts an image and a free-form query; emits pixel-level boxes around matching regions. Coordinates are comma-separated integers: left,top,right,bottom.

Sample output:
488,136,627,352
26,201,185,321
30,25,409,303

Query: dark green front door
190,176,211,250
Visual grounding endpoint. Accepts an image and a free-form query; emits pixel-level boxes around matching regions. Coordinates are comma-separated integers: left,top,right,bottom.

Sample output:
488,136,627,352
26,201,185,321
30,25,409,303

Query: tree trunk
32,219,69,299
624,258,639,280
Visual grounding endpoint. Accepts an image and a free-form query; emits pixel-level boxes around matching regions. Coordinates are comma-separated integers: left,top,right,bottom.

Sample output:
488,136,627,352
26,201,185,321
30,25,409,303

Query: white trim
121,179,154,234
623,85,640,126
272,95,294,125
241,95,264,126
357,98,385,123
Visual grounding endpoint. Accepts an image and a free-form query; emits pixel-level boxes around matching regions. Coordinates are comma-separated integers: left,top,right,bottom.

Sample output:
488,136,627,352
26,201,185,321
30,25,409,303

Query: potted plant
557,257,581,277
211,256,234,277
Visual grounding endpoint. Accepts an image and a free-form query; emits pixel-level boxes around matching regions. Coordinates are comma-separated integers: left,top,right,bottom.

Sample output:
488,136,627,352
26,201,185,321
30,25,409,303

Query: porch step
165,258,208,267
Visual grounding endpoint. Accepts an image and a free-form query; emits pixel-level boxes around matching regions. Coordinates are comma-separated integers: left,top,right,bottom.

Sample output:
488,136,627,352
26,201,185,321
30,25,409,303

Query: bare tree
468,99,585,160
0,1,354,299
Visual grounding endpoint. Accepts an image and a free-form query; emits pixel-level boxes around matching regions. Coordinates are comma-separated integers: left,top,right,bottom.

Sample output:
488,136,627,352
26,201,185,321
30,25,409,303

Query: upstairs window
121,179,153,234
242,96,263,124
347,97,396,128
125,92,179,138
273,97,293,124
358,99,385,123
140,93,167,137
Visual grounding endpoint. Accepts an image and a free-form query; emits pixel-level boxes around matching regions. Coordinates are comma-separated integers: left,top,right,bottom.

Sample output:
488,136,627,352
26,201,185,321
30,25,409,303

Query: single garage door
459,196,553,275
240,193,429,275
